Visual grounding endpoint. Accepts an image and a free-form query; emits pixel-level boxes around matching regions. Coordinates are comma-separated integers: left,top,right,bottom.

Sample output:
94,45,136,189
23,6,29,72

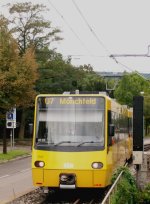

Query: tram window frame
107,110,115,146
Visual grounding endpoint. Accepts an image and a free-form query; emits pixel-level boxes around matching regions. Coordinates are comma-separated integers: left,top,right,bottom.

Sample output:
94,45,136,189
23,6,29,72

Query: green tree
36,53,106,94
114,72,149,107
0,15,38,151
36,50,81,94
8,2,62,54
143,92,150,135
6,2,62,138
78,64,106,92
114,72,150,136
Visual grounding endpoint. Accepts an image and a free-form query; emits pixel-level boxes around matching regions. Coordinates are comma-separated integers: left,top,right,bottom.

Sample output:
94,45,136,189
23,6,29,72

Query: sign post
10,130,12,150
6,108,16,149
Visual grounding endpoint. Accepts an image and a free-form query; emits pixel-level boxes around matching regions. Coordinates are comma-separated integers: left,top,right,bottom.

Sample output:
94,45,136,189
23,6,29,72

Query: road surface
0,157,36,204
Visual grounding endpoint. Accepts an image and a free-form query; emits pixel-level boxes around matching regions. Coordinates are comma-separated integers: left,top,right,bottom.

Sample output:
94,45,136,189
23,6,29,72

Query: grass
0,149,30,161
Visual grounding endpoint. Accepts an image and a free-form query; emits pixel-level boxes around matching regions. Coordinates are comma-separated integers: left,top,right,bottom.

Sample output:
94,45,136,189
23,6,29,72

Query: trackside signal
133,96,144,164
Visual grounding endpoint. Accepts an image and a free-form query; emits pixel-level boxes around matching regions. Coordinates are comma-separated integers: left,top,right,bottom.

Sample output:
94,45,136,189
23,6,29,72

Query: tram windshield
35,96,105,151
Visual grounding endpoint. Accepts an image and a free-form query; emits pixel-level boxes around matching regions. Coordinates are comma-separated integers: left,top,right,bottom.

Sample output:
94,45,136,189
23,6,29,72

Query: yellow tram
32,93,132,190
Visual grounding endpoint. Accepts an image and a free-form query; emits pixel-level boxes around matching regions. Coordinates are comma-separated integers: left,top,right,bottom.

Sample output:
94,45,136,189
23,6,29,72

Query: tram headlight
92,162,103,169
34,161,45,168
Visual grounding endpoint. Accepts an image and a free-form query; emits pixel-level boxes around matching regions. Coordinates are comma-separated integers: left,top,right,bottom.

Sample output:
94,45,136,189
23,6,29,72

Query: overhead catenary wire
63,54,109,58
48,0,118,64
47,0,148,80
47,0,93,56
72,0,110,56
116,61,148,80
72,0,148,80
71,0,128,67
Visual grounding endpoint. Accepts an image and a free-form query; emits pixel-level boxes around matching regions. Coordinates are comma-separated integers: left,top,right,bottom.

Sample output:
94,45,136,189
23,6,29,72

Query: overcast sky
1,0,150,73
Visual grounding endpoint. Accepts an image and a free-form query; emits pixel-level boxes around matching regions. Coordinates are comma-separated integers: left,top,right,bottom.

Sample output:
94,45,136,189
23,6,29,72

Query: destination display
38,96,105,110
45,97,96,105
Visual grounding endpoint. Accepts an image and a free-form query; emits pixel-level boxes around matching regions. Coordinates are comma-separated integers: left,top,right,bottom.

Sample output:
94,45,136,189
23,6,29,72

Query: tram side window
111,112,128,134
119,114,128,134
108,110,115,146
112,112,120,133
128,118,133,135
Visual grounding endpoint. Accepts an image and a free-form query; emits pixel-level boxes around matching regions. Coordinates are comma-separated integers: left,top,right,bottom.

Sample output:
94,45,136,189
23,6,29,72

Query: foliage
144,95,150,116
137,183,150,204
114,71,150,135
114,72,150,107
7,2,62,54
0,18,38,111
3,1,63,139
111,166,138,204
36,51,77,93
36,53,106,94
143,92,150,135
106,78,117,90
78,64,106,92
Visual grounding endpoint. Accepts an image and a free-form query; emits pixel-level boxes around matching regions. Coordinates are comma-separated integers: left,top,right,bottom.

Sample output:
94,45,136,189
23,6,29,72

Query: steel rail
144,144,150,151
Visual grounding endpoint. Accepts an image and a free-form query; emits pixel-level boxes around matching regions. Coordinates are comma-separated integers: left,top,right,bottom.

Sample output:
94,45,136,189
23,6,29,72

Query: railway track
41,188,107,204
144,143,150,151
72,198,95,204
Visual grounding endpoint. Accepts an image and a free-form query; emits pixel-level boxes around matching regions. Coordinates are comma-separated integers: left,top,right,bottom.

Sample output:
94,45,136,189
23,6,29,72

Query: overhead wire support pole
109,46,150,81
110,54,150,57
110,45,150,58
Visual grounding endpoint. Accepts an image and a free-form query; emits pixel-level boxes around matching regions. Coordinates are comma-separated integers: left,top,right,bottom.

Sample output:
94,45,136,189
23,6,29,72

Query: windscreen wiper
77,141,95,147
54,141,71,146
36,141,54,145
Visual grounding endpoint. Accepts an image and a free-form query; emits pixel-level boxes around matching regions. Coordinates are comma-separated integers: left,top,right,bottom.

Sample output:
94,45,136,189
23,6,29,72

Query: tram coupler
42,187,49,193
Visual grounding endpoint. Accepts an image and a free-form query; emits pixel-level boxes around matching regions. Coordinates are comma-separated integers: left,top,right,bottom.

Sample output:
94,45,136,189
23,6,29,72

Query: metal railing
101,164,127,204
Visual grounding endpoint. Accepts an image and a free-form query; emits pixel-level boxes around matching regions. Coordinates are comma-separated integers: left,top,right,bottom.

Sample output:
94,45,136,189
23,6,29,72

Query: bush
137,183,150,204
111,166,138,204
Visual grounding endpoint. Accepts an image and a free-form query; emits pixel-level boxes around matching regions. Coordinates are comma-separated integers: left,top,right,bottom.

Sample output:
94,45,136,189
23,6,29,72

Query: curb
0,154,31,165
